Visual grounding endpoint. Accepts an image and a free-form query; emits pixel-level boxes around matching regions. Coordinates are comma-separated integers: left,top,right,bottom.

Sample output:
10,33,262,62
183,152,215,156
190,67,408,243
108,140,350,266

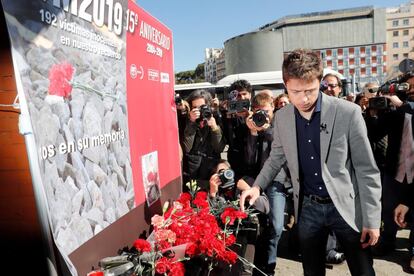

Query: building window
355,47,360,56
355,68,360,77
393,30,399,37
366,67,371,76
366,46,371,56
393,54,399,60
321,50,326,59
393,20,399,27
326,49,332,56
366,57,371,65
393,42,399,48
356,58,360,66
403,30,409,36
333,60,338,69
333,49,337,58
344,48,349,57
338,48,343,56
344,59,349,67
403,41,409,48
377,56,382,64
378,45,383,54
403,19,409,25
361,67,366,76
404,53,409,58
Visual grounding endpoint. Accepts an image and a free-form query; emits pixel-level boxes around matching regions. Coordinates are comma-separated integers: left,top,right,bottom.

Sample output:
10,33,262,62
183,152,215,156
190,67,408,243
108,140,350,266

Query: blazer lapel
320,94,337,163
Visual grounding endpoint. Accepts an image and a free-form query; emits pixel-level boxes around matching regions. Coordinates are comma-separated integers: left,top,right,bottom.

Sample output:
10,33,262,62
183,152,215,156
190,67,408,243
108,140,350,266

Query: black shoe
326,252,345,264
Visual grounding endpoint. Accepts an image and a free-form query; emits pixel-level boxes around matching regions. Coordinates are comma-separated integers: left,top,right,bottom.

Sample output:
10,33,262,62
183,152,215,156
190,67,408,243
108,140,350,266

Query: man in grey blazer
240,49,381,276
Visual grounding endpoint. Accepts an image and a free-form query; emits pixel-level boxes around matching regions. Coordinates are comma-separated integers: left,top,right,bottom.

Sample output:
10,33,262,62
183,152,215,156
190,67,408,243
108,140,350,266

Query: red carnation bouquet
46,61,118,104
90,181,264,276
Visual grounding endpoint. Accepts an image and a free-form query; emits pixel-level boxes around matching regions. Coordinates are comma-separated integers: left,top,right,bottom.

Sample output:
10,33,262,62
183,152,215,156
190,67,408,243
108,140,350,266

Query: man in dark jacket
182,90,226,186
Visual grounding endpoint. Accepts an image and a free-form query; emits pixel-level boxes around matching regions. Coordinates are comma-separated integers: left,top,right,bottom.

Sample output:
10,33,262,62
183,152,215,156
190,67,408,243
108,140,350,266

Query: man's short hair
186,89,212,108
282,49,323,84
252,93,274,109
323,73,342,88
229,79,252,93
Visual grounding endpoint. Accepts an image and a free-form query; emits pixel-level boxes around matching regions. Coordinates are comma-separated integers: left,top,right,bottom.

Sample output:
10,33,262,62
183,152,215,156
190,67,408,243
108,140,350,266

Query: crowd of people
175,48,414,276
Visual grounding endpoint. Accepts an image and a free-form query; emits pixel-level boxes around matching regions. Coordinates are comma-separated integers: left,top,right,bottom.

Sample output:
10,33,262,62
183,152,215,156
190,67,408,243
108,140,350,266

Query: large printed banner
1,0,180,273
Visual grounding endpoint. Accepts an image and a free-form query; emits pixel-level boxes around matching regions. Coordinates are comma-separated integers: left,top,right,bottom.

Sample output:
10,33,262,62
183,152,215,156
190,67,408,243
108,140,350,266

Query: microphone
320,123,328,134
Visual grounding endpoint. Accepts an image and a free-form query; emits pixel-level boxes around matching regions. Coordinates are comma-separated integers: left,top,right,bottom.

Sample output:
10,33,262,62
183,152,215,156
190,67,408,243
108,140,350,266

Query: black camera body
199,104,212,120
370,78,411,109
252,109,269,127
175,94,182,105
218,169,235,191
228,99,250,114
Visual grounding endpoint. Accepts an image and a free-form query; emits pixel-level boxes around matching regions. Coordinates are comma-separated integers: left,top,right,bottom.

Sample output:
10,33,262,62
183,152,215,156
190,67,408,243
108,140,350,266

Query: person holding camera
240,49,381,276
365,76,414,269
182,90,226,186
208,159,269,276
222,79,252,181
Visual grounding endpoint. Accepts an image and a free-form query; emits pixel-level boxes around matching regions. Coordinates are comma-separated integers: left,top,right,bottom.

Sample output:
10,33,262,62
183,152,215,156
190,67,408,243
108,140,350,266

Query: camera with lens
252,109,269,127
228,99,250,114
199,104,212,120
218,169,235,192
175,94,182,105
369,79,411,110
369,59,414,109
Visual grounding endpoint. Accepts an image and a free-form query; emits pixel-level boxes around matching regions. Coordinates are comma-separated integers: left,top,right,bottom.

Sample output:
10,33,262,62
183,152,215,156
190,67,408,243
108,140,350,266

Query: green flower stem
72,82,118,99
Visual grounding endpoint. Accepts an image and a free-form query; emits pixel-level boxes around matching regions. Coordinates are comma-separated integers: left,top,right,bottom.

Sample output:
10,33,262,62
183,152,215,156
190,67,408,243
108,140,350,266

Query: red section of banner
126,3,180,205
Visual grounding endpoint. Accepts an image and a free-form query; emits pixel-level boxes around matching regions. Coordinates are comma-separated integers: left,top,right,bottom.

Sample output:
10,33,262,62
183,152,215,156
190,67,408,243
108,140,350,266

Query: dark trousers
381,173,414,248
298,196,375,276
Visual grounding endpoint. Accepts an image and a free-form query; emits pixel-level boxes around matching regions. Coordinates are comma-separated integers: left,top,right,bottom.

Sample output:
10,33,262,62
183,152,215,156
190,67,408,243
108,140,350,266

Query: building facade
386,1,414,78
261,6,387,87
222,6,387,89
204,48,223,83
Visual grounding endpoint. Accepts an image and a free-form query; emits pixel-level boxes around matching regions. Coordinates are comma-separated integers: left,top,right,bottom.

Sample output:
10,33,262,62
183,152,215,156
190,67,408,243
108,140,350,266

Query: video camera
252,109,269,127
227,99,250,114
369,59,414,109
218,169,235,192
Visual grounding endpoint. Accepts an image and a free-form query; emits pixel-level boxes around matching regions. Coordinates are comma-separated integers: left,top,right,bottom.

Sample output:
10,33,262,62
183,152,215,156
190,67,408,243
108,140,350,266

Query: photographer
208,159,269,275
175,93,190,143
366,75,414,269
222,79,252,181
182,90,226,185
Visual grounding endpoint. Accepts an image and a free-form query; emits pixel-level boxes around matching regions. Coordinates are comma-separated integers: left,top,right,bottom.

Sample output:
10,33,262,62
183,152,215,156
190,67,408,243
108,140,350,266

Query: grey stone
72,189,84,215
70,89,85,119
84,207,104,227
104,207,116,224
87,180,105,211
37,105,60,147
108,153,127,187
51,101,71,127
69,214,93,246
56,227,78,255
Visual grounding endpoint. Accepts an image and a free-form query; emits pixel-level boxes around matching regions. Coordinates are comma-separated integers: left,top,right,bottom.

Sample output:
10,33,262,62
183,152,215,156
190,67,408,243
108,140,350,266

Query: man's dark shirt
295,92,329,198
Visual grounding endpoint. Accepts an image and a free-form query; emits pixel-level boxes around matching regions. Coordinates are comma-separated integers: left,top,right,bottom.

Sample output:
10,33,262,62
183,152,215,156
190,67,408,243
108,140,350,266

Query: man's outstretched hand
240,186,261,212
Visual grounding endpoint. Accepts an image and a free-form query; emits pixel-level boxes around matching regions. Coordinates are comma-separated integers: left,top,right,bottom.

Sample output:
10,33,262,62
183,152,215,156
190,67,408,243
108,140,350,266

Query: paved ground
274,229,413,276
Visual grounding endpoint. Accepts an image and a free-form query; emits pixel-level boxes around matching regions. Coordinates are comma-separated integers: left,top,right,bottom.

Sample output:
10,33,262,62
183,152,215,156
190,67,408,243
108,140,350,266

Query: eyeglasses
327,83,339,88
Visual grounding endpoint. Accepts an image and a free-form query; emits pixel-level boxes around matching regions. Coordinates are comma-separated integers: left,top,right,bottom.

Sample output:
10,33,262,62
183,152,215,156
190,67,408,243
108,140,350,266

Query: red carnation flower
132,239,151,253
220,207,247,225
169,261,185,276
48,62,75,98
155,257,171,274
